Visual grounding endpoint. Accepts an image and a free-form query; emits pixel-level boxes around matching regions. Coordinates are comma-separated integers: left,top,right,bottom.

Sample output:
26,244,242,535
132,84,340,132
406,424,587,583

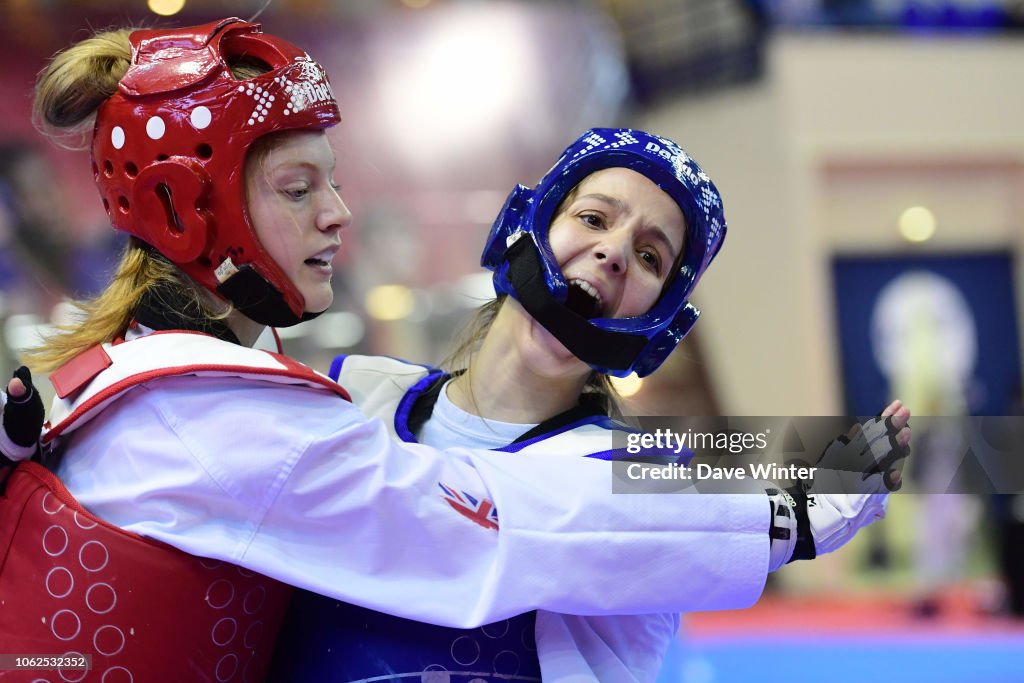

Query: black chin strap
216,264,322,328
505,238,647,373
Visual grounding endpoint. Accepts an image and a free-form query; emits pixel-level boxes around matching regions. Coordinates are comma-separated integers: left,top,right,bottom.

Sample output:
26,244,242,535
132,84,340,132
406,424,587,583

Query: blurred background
1,0,1023,680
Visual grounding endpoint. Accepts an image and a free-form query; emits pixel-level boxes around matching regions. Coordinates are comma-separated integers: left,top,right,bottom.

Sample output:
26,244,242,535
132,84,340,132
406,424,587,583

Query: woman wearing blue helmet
480,127,724,380
265,128,911,681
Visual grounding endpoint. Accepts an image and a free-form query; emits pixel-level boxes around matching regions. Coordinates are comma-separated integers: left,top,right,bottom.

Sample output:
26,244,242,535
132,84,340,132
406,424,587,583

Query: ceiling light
898,206,936,243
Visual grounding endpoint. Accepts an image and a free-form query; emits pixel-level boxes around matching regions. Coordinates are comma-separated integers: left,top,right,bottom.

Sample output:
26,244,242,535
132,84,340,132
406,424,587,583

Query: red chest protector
0,331,351,682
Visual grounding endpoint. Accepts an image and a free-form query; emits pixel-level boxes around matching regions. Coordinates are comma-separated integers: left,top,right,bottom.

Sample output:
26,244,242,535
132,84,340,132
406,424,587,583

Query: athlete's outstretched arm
54,375,771,628
2,343,771,626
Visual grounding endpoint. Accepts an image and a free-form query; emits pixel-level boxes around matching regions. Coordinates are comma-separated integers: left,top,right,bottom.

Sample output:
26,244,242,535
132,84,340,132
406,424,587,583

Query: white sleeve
534,611,678,683
57,376,770,629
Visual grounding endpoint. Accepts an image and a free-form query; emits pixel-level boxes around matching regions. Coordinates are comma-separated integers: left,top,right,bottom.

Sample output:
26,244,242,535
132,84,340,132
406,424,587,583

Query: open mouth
304,257,331,267
566,278,603,319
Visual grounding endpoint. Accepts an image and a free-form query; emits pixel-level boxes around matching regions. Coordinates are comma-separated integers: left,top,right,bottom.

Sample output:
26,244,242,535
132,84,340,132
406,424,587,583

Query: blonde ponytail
32,28,134,149
22,239,221,373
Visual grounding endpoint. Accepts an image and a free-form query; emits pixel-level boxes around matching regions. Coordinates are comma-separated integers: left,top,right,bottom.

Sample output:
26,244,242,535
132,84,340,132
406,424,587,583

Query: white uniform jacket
331,354,689,682
45,329,771,631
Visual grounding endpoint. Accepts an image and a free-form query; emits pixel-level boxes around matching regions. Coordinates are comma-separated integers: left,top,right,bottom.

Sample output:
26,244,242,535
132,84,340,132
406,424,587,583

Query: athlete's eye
639,249,661,274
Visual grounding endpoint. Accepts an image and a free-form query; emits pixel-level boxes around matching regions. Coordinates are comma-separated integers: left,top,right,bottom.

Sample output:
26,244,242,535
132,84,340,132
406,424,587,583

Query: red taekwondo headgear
92,18,341,327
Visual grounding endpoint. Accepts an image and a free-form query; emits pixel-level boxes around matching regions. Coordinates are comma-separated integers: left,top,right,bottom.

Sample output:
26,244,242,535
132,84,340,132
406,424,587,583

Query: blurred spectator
0,143,72,299
0,142,125,379
0,142,124,302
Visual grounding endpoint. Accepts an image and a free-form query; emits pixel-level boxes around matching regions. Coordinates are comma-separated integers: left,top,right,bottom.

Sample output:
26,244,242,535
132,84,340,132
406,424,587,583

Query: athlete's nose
593,231,629,274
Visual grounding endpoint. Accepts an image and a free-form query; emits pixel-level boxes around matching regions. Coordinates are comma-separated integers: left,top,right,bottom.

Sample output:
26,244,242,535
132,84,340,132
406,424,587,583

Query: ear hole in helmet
156,154,169,162
155,183,184,233
130,159,210,264
196,144,213,160
91,162,99,180
117,196,130,213
125,162,138,178
103,161,114,176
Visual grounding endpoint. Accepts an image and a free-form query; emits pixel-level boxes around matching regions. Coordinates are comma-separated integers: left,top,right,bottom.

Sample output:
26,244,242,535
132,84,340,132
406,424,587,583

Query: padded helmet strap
216,265,321,328
505,237,646,373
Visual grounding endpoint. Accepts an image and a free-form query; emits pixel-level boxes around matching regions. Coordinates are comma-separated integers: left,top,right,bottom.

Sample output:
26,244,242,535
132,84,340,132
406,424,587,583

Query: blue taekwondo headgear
481,128,726,378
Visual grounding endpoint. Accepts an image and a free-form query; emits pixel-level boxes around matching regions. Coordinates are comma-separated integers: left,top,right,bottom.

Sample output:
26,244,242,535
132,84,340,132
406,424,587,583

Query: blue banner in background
832,252,1020,416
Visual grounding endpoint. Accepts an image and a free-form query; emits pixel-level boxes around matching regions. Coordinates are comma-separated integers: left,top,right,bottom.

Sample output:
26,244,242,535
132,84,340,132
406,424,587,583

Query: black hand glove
766,412,912,568
2,365,45,464
791,414,911,561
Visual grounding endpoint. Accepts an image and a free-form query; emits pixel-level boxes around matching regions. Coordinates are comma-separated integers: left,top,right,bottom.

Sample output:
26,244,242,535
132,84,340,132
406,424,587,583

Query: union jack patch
438,483,499,531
